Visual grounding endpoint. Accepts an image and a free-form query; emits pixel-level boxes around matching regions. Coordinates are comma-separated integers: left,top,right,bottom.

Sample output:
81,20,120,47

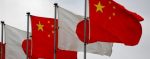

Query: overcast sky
0,0,150,59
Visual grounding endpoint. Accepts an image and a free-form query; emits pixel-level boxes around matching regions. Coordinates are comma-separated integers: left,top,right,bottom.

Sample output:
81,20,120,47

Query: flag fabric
31,15,77,59
0,42,5,59
22,39,32,59
58,7,113,56
77,0,144,46
5,24,31,59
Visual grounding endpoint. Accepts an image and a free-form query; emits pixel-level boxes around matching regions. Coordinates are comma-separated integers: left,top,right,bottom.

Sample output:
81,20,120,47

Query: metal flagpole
54,3,58,59
1,21,4,59
26,12,30,59
84,0,87,59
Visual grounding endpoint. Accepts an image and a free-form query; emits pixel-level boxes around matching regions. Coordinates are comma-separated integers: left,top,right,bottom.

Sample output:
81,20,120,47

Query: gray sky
0,0,150,59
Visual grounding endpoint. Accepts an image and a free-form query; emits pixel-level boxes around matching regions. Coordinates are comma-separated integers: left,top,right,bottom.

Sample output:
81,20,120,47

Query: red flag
22,39,32,59
0,42,5,59
76,0,143,46
31,15,77,59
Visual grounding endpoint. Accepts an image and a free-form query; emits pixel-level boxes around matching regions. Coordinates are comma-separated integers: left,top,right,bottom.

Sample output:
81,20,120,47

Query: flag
22,39,32,59
0,42,5,59
58,7,113,56
31,15,77,59
5,24,31,59
77,0,144,46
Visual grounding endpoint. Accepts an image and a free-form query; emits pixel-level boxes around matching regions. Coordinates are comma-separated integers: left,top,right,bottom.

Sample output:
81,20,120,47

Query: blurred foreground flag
58,7,113,56
77,0,144,46
30,15,77,59
5,24,31,59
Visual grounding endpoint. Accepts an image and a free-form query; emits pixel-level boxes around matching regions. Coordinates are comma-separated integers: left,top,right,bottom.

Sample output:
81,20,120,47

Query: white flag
5,25,31,59
58,7,113,56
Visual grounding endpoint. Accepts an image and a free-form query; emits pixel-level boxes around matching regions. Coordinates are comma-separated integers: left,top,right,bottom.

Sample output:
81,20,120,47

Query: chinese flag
31,15,77,59
76,0,143,46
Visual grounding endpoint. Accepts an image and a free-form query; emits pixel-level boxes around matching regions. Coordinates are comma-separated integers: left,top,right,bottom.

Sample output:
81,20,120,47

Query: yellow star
48,21,50,23
108,1,112,4
109,16,112,20
95,1,105,13
36,21,44,31
113,6,116,9
48,34,51,38
112,12,116,16
52,31,54,34
51,25,54,28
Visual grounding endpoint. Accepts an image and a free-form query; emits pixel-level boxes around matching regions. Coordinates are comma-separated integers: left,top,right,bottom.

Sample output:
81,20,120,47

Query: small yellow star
109,16,112,20
52,31,54,34
113,6,116,9
48,21,50,23
48,34,51,38
112,12,116,16
95,1,105,13
51,25,54,28
36,21,44,31
108,1,112,4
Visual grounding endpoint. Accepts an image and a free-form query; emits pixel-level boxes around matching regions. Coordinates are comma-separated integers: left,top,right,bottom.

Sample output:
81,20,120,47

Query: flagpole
84,0,87,59
26,12,30,59
54,3,58,59
1,21,4,59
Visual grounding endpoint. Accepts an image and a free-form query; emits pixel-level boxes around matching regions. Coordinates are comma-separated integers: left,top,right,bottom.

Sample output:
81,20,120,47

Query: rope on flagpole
54,3,58,59
26,12,30,59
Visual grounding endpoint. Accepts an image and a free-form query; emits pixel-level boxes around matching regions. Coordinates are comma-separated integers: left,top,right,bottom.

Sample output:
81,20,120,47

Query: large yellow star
95,1,105,13
36,21,44,31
